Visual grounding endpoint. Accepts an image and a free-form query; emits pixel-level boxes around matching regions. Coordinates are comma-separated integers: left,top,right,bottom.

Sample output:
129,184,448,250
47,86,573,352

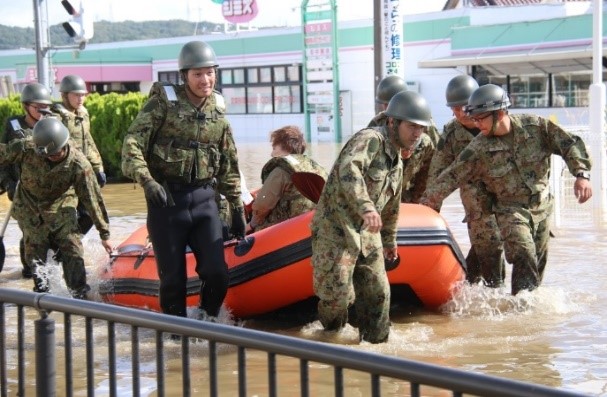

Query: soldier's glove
5,180,17,201
384,255,401,271
230,207,246,240
96,172,107,188
143,180,168,208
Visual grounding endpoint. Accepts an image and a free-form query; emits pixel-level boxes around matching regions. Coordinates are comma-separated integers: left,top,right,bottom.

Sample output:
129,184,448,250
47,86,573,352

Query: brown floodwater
0,141,605,396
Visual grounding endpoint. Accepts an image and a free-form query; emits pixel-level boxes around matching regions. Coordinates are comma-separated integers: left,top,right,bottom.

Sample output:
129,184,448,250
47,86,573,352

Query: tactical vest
1,116,30,182
6,116,30,141
145,82,227,184
256,154,326,230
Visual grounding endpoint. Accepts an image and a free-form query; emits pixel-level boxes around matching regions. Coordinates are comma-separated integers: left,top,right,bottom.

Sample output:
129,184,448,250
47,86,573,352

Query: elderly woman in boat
247,125,327,233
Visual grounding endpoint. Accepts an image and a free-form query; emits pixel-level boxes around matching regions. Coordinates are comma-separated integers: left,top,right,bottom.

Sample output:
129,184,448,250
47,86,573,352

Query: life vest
256,154,326,230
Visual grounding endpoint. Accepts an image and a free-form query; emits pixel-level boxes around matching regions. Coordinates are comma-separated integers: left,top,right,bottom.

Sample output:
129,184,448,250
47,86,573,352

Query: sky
0,0,446,29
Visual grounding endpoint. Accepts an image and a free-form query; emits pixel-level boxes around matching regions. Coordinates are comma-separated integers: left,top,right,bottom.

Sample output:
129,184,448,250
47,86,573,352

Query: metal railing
0,288,587,397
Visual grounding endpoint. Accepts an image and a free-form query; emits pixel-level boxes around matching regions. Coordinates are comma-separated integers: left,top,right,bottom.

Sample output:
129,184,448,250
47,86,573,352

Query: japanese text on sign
381,0,403,76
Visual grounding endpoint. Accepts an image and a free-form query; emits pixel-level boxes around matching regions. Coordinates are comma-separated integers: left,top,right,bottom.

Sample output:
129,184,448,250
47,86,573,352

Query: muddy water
0,141,605,396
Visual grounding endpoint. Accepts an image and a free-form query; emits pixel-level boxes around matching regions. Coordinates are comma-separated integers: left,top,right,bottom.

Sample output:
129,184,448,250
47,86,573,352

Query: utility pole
33,0,51,88
590,0,606,227
33,0,94,90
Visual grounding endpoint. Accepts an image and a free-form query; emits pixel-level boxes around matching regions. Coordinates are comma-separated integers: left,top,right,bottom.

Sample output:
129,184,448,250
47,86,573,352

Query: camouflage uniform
52,104,105,235
0,116,33,270
428,120,505,286
422,114,591,295
52,104,104,174
0,138,110,298
121,82,242,318
400,134,434,203
311,127,402,343
0,116,31,195
251,154,327,231
368,111,437,202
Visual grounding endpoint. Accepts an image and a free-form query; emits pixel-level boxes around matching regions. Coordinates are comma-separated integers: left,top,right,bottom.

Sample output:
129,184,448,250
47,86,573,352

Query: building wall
0,2,600,140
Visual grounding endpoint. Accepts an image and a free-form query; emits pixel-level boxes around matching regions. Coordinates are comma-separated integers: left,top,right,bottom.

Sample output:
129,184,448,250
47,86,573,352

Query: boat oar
291,172,326,204
0,200,15,272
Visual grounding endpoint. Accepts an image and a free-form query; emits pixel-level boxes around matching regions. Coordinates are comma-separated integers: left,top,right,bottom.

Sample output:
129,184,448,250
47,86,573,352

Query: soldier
247,125,327,232
311,91,433,343
0,117,111,298
421,84,592,295
121,40,245,321
427,75,505,286
52,74,106,235
367,75,437,202
0,82,53,277
368,75,440,145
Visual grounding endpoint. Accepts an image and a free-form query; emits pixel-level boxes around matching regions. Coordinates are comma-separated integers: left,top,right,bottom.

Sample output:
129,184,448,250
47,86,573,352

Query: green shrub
0,92,147,179
86,92,146,178
0,95,24,129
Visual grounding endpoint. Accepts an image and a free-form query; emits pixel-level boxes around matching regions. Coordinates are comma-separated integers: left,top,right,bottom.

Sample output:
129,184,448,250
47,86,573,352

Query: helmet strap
389,119,407,149
23,104,40,126
487,110,499,137
61,93,76,112
183,69,216,109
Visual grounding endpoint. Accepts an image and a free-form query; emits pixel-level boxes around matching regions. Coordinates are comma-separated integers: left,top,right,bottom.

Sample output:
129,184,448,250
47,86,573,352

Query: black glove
384,255,401,271
143,180,168,208
96,172,107,188
5,180,17,201
230,207,246,240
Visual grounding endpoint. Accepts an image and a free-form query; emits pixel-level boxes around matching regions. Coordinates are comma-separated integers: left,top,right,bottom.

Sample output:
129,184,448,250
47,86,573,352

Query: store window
158,71,180,85
552,73,591,107
509,75,548,108
476,67,600,109
219,64,303,114
89,82,140,94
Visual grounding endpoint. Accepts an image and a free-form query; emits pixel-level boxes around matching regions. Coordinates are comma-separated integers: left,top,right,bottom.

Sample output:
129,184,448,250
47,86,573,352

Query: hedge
0,92,147,179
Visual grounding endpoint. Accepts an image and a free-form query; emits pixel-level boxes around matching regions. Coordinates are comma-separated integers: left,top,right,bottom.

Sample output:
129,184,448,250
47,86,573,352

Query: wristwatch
575,171,590,181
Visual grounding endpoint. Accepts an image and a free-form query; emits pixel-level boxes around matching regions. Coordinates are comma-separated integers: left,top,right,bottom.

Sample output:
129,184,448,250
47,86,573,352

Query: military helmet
178,41,219,71
466,84,511,116
385,91,432,127
33,117,70,156
20,83,52,105
375,75,407,104
445,75,479,107
60,74,88,94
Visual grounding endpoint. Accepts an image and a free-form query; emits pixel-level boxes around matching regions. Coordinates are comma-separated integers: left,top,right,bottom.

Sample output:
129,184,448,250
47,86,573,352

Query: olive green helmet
375,75,407,104
60,74,88,94
33,117,70,156
445,75,479,107
178,41,219,71
385,91,432,127
20,83,52,105
466,84,511,116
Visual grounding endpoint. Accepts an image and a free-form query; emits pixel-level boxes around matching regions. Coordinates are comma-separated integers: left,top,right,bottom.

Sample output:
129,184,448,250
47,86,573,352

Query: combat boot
72,284,91,300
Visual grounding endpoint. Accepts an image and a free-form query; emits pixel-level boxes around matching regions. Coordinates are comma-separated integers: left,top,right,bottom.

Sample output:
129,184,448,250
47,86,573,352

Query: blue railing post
35,311,55,397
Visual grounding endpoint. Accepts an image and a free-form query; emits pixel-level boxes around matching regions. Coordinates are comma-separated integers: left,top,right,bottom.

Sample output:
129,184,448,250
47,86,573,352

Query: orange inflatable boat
98,203,466,319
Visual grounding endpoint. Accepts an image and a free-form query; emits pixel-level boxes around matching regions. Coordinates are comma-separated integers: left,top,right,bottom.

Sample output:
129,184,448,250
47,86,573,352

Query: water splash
441,280,584,318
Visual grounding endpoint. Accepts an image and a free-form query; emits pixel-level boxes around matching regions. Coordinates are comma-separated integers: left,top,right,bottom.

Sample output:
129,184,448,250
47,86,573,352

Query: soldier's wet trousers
21,211,88,298
147,184,228,318
466,213,505,287
496,204,551,295
312,239,390,344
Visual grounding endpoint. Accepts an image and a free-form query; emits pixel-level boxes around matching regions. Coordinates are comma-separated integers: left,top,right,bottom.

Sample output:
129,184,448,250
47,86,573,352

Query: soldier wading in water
122,40,245,322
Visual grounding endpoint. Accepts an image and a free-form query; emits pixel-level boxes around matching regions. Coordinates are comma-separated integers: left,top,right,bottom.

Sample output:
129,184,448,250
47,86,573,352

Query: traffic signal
61,0,94,44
